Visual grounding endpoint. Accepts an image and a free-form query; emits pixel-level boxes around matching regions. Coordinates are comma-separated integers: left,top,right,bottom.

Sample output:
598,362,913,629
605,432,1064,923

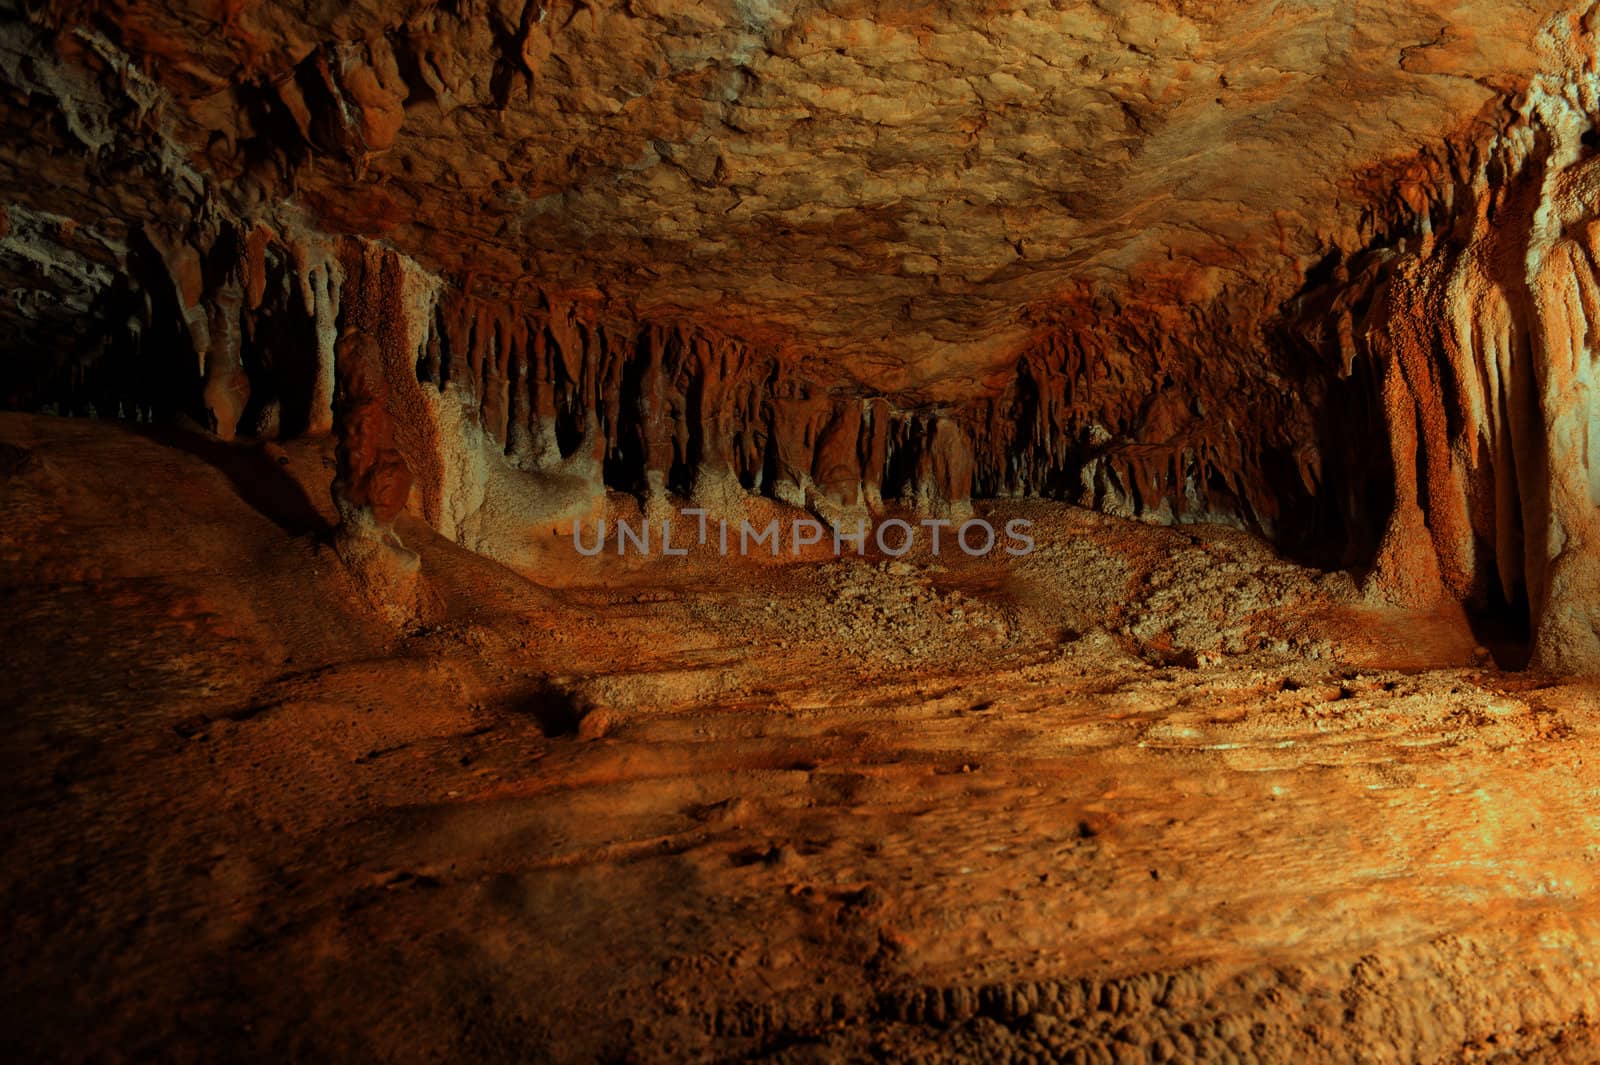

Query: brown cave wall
1274,14,1600,671
6,4,1600,670
1377,116,1600,668
0,73,1538,596
7,196,1350,548
0,3,1409,565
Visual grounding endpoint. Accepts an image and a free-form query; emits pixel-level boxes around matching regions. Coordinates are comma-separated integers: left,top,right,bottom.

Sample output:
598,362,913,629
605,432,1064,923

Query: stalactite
200,278,247,439
289,234,343,435
812,400,864,509
20,0,1590,668
1284,10,1600,670
16,191,1362,578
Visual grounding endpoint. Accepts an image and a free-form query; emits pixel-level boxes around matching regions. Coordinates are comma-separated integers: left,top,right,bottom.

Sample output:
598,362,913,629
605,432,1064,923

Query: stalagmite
330,328,423,624
201,279,248,440
1329,12,1600,670
637,326,676,523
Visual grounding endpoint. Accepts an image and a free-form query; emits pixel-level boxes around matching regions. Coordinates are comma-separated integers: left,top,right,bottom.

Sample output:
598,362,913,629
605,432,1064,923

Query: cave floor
4,412,1600,1064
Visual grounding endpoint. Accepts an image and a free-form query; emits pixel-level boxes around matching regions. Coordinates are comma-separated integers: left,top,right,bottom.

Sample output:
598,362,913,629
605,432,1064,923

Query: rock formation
332,329,413,529
4,1,1600,667
329,327,426,622
16,5,1600,1063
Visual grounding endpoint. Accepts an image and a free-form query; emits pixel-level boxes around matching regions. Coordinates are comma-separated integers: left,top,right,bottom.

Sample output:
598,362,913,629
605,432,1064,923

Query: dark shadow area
603,332,653,495
516,681,587,738
130,423,332,538
240,270,321,440
1467,579,1532,671
0,441,35,476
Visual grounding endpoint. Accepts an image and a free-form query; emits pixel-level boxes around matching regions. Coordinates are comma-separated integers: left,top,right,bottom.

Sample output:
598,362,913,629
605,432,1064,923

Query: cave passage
5,2,1600,1062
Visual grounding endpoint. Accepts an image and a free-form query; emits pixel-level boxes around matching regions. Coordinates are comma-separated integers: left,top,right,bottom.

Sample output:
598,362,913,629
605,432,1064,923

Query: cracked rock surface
6,0,1563,386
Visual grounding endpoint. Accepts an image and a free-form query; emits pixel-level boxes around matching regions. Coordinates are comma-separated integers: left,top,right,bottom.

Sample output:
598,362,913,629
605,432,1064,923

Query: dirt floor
4,412,1600,1064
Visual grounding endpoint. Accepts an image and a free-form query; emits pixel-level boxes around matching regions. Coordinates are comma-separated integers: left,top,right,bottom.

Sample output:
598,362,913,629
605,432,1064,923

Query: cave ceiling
2,0,1567,399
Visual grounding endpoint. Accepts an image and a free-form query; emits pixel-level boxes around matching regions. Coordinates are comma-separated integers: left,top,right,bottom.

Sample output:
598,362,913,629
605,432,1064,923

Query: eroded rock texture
5,1,1600,667
1326,30,1600,672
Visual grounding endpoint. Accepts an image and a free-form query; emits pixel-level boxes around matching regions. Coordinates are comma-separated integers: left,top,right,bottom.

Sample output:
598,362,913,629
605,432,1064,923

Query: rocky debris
1118,533,1346,665
803,559,1012,667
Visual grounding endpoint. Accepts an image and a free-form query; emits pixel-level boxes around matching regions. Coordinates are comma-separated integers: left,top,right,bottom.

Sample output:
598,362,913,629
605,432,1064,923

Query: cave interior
6,1,1600,1062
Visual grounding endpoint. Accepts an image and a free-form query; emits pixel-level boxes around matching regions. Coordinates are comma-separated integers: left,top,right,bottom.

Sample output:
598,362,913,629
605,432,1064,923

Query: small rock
577,707,615,740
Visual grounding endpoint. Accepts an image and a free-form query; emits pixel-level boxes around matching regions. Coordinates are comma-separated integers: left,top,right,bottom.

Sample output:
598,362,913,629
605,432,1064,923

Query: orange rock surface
4,412,1600,1062
7,2,1600,1060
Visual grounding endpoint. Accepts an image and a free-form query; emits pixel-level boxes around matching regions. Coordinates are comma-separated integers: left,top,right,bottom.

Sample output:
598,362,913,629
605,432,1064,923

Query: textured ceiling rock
7,0,1567,394
8,1,1600,670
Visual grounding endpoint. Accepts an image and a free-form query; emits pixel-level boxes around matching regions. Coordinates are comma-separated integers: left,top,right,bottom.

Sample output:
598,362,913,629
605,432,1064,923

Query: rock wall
1300,9,1600,671
1225,8,1600,671
6,4,1600,668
